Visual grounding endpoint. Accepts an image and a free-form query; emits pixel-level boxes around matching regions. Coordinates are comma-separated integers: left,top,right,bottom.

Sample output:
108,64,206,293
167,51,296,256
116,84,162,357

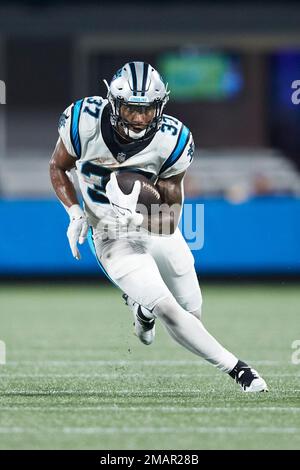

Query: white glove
106,173,144,227
67,204,89,260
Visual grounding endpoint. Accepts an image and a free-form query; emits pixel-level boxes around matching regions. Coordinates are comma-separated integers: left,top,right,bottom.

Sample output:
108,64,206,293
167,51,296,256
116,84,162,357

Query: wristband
68,204,85,220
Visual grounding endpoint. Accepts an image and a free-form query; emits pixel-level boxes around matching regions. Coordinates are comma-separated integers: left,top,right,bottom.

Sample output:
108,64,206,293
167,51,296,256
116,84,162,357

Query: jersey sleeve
58,97,102,159
58,103,78,158
158,126,195,179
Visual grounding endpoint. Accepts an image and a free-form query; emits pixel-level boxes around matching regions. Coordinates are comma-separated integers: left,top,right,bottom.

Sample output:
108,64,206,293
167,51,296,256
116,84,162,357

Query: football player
50,61,268,392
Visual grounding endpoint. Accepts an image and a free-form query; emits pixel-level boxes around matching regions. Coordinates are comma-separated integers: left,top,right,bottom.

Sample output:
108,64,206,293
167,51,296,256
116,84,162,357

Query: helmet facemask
108,96,166,141
103,62,169,141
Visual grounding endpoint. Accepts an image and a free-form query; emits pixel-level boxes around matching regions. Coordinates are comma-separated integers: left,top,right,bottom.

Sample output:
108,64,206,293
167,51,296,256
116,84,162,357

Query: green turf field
0,283,299,450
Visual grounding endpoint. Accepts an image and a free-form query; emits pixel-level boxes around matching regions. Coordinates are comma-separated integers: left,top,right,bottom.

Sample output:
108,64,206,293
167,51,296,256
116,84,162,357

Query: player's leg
89,233,170,309
89,229,268,391
89,228,170,344
154,294,237,371
148,228,203,319
148,230,267,391
90,229,235,371
153,294,268,392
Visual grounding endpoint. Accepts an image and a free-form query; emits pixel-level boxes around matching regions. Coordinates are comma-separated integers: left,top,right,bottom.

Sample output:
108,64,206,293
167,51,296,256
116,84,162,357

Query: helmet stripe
141,63,149,96
129,62,137,96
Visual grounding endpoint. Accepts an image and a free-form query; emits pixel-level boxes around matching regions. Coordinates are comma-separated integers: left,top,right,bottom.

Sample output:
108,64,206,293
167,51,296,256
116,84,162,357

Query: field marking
4,359,287,367
0,373,299,378
0,406,299,413
2,373,220,378
0,389,216,395
63,426,300,435
0,426,298,435
7,348,289,356
1,388,299,396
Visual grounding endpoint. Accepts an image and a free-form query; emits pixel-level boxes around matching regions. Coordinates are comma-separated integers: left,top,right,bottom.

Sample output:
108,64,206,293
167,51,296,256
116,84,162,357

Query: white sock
153,296,237,373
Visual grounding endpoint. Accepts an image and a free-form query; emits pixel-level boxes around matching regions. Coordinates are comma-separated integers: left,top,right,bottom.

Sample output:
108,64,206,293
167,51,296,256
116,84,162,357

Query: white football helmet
104,61,169,140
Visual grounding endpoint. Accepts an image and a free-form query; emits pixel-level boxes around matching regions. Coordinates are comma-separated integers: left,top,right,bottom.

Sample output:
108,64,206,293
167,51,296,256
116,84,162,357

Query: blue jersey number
81,161,111,203
161,116,179,136
83,98,102,119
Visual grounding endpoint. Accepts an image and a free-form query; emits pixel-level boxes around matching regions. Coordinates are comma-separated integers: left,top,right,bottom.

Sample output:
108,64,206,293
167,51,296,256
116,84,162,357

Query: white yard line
2,373,217,378
0,426,298,435
0,388,299,396
0,373,299,378
4,359,287,366
0,406,299,413
0,389,213,394
63,426,300,435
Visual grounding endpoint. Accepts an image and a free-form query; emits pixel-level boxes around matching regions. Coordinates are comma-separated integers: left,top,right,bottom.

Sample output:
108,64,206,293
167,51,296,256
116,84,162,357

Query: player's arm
148,124,193,234
49,137,78,207
49,138,88,260
143,171,185,235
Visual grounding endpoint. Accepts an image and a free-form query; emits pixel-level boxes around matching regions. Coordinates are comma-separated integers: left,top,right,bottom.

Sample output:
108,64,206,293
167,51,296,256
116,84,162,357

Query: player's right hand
67,204,89,260
106,173,143,226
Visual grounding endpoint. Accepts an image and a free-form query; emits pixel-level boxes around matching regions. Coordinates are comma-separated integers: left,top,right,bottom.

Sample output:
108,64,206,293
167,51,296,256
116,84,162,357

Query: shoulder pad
158,114,193,178
58,96,106,159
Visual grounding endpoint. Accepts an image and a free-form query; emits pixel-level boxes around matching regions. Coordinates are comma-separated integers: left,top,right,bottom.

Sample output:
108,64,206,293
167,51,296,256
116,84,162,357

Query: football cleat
122,294,155,345
229,360,269,393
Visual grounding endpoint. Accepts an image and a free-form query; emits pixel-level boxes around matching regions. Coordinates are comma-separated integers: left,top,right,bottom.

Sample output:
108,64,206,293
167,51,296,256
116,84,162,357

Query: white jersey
58,96,194,229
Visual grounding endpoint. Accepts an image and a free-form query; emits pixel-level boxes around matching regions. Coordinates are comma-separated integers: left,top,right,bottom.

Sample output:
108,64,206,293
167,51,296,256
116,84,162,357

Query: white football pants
90,227,237,372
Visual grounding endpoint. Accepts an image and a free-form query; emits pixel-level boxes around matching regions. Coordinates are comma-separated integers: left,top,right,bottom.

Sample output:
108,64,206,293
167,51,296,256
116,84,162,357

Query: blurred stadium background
0,0,300,450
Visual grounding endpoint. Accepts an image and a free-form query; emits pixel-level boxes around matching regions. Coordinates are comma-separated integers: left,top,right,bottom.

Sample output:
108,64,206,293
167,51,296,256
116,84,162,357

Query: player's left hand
106,173,143,226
